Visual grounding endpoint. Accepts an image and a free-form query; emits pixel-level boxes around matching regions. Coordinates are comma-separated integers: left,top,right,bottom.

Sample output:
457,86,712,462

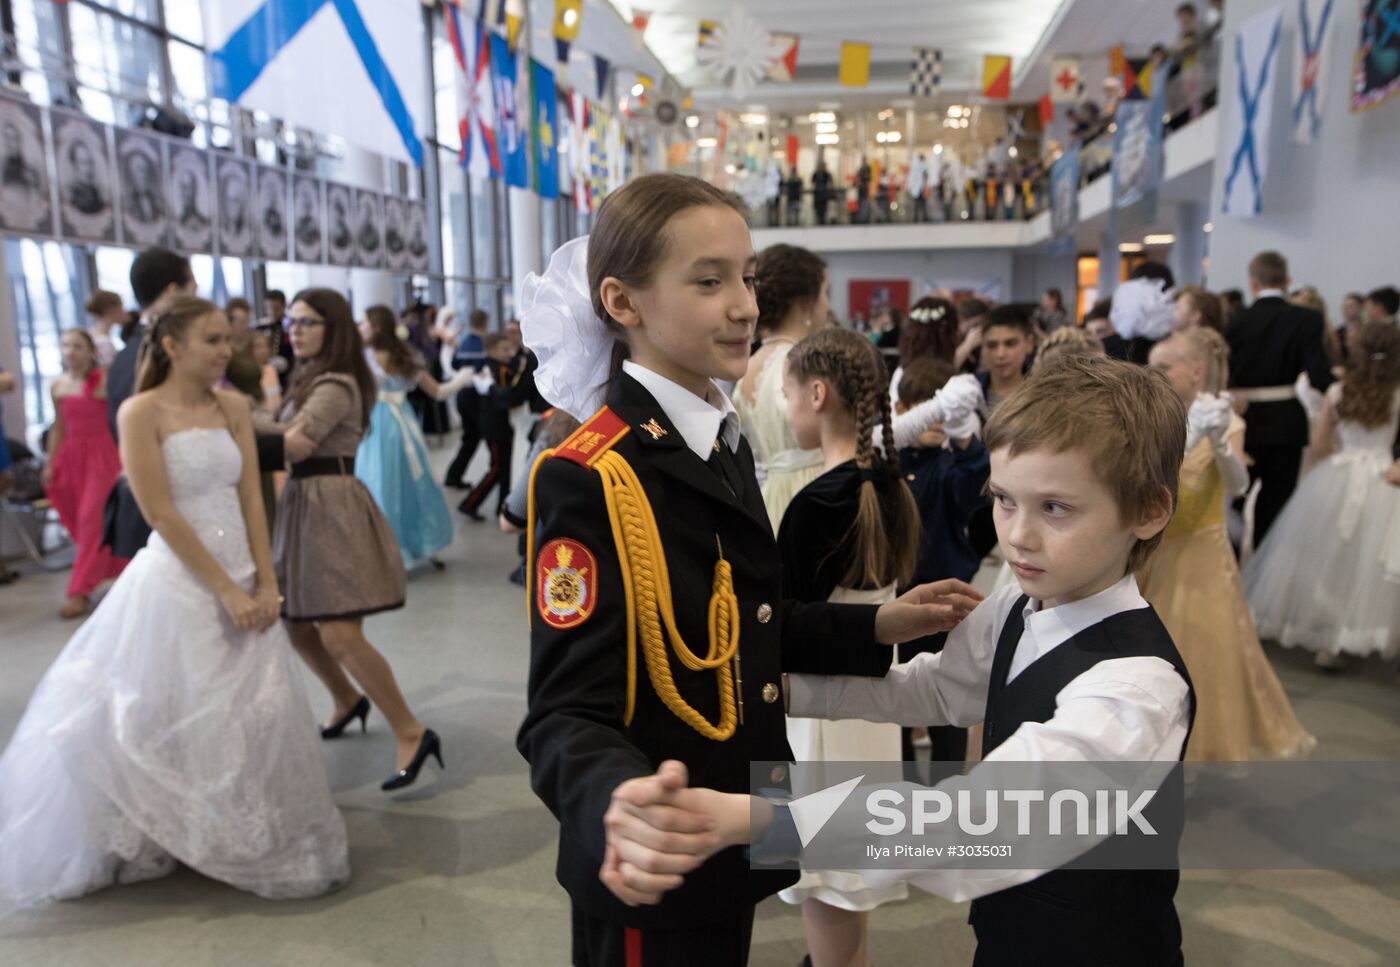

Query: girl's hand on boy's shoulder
874,579,984,644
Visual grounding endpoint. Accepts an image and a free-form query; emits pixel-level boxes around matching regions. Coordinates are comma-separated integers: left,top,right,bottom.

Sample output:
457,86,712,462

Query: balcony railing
744,28,1221,231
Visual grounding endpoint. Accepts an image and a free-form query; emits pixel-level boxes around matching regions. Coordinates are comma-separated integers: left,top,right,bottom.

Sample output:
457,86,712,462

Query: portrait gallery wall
0,93,430,273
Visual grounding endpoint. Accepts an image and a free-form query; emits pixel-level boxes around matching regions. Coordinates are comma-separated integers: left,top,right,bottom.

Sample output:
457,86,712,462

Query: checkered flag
910,48,941,98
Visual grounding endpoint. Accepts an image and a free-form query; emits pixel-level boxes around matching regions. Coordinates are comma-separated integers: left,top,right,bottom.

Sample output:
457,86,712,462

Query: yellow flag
839,42,871,88
554,0,582,42
982,54,1012,100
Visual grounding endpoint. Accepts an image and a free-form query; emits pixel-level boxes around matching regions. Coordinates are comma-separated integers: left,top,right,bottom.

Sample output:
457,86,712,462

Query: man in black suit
1225,251,1334,546
102,248,198,556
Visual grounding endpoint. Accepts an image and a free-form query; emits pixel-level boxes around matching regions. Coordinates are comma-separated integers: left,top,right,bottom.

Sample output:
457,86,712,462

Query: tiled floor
1,445,1397,965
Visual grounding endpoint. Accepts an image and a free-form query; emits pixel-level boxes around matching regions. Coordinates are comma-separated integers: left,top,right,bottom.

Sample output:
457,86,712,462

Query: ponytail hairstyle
364,303,422,378
755,243,826,338
1337,321,1400,429
135,295,221,392
899,296,960,364
286,288,376,429
1178,326,1230,394
586,173,747,381
786,327,921,588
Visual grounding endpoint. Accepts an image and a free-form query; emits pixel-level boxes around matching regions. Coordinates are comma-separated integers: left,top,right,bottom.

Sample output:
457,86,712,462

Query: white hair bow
519,236,616,422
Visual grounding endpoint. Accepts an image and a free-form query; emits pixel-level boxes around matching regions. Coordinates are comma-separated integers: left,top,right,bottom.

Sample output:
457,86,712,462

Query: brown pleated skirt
273,474,406,622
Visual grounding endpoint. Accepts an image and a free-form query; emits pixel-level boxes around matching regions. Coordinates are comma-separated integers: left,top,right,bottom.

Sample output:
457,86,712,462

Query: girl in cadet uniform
514,173,983,967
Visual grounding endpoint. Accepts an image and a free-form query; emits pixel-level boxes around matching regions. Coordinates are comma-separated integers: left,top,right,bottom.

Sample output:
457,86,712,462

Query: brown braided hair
755,244,826,338
787,327,921,588
898,296,960,364
1337,321,1400,429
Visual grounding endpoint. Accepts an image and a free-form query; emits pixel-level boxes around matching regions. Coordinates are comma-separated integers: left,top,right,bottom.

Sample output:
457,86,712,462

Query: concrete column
0,243,22,441
1097,221,1121,299
1168,200,1207,287
509,185,542,310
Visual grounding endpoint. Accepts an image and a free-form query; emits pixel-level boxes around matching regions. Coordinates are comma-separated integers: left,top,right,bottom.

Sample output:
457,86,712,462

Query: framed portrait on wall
0,96,54,236
257,166,289,261
382,194,407,272
216,157,256,257
325,182,354,266
115,129,167,247
292,175,324,264
167,144,213,253
353,188,382,268
52,111,115,243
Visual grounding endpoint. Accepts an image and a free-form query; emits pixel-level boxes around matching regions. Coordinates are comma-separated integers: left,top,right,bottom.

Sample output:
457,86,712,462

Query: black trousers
1247,444,1302,547
444,389,483,486
460,435,512,515
571,905,754,967
899,632,968,764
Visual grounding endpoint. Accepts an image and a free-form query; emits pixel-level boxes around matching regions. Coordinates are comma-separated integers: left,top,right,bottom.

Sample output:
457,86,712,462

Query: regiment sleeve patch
537,538,599,630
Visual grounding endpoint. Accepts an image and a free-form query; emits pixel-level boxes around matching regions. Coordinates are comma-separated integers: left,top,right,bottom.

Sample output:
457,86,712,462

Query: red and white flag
1049,55,1082,103
444,3,501,179
768,33,799,82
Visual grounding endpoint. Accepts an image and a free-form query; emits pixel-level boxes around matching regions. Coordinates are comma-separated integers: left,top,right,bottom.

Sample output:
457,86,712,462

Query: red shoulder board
537,538,599,629
551,406,630,468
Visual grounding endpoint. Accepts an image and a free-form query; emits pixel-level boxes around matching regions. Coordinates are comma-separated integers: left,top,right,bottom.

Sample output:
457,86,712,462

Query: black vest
969,597,1195,967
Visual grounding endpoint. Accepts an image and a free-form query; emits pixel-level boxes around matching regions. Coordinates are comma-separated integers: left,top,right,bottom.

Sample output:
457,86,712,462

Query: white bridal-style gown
0,428,348,908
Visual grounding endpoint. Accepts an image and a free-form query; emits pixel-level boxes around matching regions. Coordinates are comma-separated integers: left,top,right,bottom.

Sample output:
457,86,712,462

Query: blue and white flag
1111,76,1166,210
1291,0,1335,143
491,32,530,189
205,0,428,166
1049,147,1080,241
1223,6,1284,217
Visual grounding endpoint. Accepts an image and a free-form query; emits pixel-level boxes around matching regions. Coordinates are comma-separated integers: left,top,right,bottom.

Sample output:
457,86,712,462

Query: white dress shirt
622,360,740,461
786,574,1191,902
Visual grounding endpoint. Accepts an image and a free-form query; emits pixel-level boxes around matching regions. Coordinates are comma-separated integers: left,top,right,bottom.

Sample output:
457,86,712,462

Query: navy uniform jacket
517,372,881,929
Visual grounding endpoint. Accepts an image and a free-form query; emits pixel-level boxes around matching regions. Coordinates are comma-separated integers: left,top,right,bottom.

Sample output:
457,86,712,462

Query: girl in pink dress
43,330,127,618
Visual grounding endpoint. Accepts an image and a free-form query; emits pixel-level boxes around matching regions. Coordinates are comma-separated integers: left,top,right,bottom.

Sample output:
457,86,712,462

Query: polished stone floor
1,444,1397,966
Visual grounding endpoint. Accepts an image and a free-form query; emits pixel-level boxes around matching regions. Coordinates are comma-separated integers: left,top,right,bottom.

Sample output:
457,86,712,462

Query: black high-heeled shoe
320,696,370,739
381,729,443,791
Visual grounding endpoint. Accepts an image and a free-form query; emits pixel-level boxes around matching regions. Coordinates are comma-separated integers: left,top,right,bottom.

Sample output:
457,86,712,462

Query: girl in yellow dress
1141,329,1315,761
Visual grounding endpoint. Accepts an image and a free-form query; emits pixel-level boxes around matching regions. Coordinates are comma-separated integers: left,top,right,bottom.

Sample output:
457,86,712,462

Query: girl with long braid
776,327,923,967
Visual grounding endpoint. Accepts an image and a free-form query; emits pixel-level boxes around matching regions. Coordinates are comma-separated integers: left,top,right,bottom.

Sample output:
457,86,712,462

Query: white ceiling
615,0,1183,111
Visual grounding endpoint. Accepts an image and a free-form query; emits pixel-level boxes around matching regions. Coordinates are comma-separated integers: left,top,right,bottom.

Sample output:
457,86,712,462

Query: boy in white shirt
602,355,1195,967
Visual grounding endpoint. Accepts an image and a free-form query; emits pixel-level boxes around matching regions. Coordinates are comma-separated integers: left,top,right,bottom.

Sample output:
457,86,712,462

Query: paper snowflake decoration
696,8,785,99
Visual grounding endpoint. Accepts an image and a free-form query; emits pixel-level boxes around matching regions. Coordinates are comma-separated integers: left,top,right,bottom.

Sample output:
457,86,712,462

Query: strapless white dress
0,428,349,910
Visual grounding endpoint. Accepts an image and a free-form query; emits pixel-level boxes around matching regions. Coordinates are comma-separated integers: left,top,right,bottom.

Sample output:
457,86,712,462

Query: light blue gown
355,352,454,567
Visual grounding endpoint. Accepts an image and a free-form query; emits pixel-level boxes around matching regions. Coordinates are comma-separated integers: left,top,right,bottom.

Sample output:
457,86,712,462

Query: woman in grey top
275,288,441,792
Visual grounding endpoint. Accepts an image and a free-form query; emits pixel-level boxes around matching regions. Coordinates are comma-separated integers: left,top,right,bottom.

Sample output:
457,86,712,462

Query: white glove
432,367,476,402
939,375,984,441
879,373,984,450
472,368,496,395
1185,392,1231,452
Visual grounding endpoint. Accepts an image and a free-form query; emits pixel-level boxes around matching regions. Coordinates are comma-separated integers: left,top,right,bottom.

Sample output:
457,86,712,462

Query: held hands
219,583,281,633
600,760,749,907
471,368,496,396
1385,460,1400,488
874,578,983,645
